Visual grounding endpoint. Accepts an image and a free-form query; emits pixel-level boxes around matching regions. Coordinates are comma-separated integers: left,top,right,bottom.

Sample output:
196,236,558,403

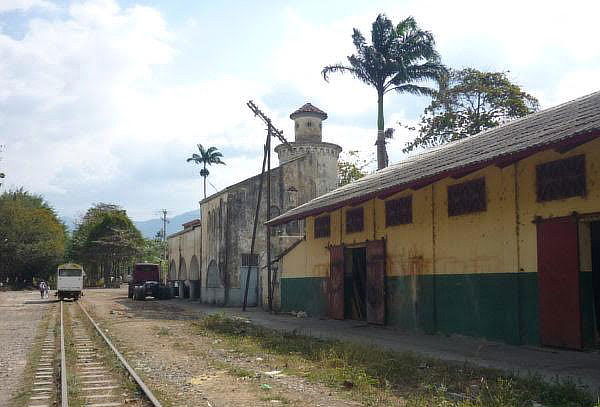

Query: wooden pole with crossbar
242,101,290,312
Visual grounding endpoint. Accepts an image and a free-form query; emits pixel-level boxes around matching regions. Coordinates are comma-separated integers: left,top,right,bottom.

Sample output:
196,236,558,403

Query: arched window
206,260,221,288
287,186,298,207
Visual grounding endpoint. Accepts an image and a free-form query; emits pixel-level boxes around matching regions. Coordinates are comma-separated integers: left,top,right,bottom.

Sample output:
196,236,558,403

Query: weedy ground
194,313,597,407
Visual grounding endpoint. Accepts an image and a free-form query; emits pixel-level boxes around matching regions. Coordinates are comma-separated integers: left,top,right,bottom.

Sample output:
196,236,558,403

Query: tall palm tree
186,144,225,199
322,14,446,170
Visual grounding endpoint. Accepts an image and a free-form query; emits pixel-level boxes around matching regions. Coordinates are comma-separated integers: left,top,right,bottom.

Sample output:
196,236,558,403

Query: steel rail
77,301,163,407
60,300,68,407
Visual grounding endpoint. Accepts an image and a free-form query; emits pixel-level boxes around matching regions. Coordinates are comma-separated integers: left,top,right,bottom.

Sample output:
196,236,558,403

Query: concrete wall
280,137,600,346
167,222,202,299
198,142,340,308
293,116,323,143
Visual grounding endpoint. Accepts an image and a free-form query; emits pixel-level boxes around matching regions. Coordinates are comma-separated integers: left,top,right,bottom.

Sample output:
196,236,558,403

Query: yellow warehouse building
268,91,600,350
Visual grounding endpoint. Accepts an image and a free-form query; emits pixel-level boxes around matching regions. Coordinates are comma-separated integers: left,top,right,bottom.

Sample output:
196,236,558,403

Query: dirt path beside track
82,288,360,407
0,290,54,406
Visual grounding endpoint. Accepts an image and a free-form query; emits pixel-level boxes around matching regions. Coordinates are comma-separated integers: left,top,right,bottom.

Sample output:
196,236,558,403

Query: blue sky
1,0,599,221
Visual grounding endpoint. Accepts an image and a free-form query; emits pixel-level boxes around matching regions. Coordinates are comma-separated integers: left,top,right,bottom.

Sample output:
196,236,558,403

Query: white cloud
0,0,176,215
0,0,56,13
0,0,276,219
2,0,599,220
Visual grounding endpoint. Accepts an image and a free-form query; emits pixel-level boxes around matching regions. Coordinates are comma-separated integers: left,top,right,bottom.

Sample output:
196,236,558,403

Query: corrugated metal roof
269,90,600,225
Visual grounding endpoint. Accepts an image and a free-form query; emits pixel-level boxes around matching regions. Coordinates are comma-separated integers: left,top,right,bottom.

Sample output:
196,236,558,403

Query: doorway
328,240,386,323
537,217,582,349
590,221,600,342
344,247,367,321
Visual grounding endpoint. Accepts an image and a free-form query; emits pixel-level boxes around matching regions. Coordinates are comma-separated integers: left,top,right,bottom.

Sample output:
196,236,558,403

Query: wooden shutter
328,245,345,320
536,155,586,201
366,239,386,325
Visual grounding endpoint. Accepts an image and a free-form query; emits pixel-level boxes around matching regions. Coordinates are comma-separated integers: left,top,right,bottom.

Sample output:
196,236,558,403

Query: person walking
38,281,46,299
43,282,49,299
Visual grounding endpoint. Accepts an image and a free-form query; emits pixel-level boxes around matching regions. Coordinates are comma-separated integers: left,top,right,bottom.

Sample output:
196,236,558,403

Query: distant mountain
134,209,199,239
61,209,200,238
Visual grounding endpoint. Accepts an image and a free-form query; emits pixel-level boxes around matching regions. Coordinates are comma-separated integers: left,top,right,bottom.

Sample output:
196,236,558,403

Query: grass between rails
64,302,85,407
193,313,597,407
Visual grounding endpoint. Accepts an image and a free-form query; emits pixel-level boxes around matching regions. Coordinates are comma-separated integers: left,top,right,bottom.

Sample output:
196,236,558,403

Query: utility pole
160,209,169,284
266,125,272,311
242,101,291,312
161,209,168,243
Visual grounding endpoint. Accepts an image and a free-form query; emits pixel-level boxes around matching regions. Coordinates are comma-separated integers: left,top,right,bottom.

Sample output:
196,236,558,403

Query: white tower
275,103,342,196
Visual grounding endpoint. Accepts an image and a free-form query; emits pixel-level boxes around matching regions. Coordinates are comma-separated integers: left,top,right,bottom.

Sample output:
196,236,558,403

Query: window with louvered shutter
345,207,364,233
314,215,330,238
536,155,586,202
385,196,412,226
447,178,486,216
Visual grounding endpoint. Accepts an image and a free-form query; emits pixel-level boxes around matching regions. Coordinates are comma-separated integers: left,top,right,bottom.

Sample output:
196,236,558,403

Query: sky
1,0,599,221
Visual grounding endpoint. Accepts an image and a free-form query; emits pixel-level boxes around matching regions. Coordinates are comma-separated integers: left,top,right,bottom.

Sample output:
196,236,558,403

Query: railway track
27,300,162,407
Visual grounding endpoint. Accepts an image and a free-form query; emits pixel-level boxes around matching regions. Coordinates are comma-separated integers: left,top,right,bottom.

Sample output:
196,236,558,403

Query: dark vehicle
128,263,172,300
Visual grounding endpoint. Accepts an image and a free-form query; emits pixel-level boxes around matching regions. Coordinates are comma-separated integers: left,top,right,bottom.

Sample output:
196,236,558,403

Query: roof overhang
267,129,600,226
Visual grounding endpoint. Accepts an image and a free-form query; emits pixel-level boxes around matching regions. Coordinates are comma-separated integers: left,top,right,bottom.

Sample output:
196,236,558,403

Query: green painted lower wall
281,271,596,347
281,277,328,317
385,273,538,345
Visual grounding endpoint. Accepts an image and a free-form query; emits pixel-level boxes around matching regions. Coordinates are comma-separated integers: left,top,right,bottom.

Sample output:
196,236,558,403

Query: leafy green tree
338,150,375,186
139,237,168,281
69,203,122,263
322,14,446,170
0,188,66,287
140,237,166,264
70,203,142,286
403,68,539,152
187,144,225,199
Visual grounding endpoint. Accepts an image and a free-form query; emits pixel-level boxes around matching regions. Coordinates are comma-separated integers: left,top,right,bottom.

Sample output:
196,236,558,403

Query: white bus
56,263,84,300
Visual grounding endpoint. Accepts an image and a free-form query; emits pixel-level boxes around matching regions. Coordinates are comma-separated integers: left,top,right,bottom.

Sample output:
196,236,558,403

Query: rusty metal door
328,245,345,320
366,239,386,325
537,217,582,349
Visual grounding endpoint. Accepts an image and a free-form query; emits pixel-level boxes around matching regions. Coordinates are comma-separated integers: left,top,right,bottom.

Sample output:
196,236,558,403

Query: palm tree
322,14,446,170
186,144,225,199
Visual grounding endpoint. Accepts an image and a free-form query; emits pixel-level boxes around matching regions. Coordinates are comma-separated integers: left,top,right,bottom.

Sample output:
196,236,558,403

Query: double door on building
328,240,385,324
537,216,600,349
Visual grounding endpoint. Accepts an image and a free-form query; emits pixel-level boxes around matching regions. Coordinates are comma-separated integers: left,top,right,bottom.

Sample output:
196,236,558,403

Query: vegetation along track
27,300,162,407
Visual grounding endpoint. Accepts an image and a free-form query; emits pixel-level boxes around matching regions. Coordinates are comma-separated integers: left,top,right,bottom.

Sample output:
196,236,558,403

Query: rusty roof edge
267,128,600,226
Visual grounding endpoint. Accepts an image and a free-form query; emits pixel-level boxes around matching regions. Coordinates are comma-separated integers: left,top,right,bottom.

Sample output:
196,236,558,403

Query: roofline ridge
268,89,600,226
395,89,600,162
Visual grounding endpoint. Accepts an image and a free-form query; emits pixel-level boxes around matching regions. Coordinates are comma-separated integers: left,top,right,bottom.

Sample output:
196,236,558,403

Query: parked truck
128,263,173,300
